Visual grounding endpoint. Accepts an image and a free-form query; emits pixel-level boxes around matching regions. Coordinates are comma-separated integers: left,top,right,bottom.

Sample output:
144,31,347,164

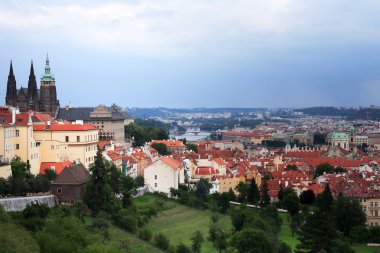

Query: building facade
5,56,60,116
57,104,132,143
33,123,99,168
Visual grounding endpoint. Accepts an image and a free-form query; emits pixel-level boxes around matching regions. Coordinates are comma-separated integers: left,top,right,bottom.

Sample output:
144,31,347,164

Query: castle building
5,55,60,116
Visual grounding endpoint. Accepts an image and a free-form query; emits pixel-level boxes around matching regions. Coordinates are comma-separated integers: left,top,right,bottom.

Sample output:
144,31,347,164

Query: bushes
154,233,170,250
138,229,153,241
113,209,137,233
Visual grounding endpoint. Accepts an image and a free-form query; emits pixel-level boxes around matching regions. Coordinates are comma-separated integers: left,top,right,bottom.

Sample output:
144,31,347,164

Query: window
77,136,80,142
65,136,69,142
16,144,19,150
154,183,157,188
57,188,62,194
51,145,54,150
15,130,19,137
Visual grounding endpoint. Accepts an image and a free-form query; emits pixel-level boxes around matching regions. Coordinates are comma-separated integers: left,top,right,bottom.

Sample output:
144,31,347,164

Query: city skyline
1,1,380,108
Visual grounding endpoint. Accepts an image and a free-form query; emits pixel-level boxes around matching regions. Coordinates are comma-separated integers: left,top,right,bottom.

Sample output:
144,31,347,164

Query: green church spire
41,53,55,82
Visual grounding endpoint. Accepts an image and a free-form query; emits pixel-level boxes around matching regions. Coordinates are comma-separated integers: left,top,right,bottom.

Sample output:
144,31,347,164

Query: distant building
5,56,60,116
50,163,90,205
329,125,350,150
149,140,186,153
57,104,132,143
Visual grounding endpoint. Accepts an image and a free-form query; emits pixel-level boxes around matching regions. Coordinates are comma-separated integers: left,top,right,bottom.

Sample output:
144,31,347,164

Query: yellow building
0,110,40,176
359,197,380,226
219,175,246,194
33,123,99,168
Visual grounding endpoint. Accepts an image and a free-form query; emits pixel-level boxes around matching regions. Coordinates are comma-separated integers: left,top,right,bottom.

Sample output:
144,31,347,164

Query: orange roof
98,141,110,149
151,140,185,147
161,156,182,170
34,123,97,131
40,161,73,175
33,113,53,122
213,158,225,166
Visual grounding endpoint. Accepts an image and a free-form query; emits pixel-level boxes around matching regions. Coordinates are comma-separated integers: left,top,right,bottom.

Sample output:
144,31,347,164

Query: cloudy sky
1,0,380,108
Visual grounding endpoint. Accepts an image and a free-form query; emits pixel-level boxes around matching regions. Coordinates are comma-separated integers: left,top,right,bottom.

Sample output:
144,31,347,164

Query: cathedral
5,55,60,115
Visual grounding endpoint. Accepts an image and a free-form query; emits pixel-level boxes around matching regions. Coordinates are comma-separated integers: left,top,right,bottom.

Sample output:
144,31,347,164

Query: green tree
135,175,145,187
176,243,191,253
139,229,153,241
186,143,198,153
73,200,87,224
151,143,170,156
299,190,316,205
314,163,334,178
85,147,118,215
191,231,204,253
217,192,231,213
214,228,228,253
154,233,170,250
295,211,337,253
235,182,249,203
332,196,366,237
231,228,272,253
247,179,260,204
195,178,211,200
259,180,271,208
285,165,298,171
283,191,300,216
316,183,333,213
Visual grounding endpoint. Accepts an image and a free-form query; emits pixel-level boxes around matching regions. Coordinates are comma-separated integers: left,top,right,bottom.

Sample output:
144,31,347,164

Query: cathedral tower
27,61,39,111
39,54,59,114
5,61,17,107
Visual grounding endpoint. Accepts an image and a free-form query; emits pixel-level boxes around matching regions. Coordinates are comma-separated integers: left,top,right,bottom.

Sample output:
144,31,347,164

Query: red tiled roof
161,156,182,170
40,161,73,175
34,123,97,131
98,141,110,149
151,140,185,147
195,167,220,175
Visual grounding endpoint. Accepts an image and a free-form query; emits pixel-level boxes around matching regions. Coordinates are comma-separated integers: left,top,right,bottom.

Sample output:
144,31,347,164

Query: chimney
11,108,16,124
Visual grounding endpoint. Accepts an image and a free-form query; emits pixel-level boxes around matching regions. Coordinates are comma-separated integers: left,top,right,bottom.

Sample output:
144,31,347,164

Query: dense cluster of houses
1,105,379,226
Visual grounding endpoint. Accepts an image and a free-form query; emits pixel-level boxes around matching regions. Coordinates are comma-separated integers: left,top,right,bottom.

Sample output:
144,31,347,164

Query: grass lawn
352,245,380,253
278,213,298,252
85,215,164,253
140,195,232,253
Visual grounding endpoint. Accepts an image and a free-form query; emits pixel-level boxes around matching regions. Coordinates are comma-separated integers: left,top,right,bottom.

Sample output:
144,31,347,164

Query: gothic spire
28,60,38,103
5,61,17,107
9,60,14,76
30,60,35,77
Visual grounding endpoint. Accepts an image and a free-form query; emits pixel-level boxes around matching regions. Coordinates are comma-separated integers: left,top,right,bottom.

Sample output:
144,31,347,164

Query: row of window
4,129,20,138
85,156,96,163
85,145,97,152
64,134,99,143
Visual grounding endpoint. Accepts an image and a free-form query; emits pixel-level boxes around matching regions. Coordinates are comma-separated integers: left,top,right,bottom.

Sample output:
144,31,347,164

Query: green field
278,213,298,251
278,213,380,253
138,194,232,253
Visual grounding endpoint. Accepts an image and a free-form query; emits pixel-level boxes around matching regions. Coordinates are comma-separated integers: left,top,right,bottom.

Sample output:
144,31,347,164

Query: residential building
144,156,185,194
33,122,98,168
50,163,90,205
0,108,40,175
